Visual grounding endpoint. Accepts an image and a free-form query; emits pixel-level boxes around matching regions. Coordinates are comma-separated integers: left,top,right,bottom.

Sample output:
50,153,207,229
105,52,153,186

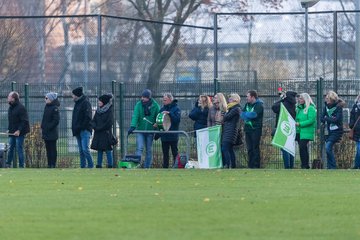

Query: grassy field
1,169,360,240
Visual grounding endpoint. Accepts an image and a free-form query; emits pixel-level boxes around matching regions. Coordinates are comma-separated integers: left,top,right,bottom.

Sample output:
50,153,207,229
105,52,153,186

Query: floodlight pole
305,5,309,91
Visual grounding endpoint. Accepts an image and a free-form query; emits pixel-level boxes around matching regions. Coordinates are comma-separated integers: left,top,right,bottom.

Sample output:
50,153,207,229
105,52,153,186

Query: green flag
271,103,296,157
196,125,222,169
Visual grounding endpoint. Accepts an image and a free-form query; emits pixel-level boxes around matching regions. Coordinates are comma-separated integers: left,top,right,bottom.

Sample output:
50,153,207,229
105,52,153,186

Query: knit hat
46,92,58,101
286,91,297,98
99,94,112,105
141,89,152,99
72,87,83,97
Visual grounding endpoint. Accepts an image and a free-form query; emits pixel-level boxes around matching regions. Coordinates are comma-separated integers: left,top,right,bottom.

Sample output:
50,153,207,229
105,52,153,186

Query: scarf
227,102,238,110
142,99,153,116
97,102,112,114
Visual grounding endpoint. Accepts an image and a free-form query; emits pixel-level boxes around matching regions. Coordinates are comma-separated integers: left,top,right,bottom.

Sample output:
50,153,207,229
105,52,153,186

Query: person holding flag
241,90,264,168
272,90,297,169
295,93,317,169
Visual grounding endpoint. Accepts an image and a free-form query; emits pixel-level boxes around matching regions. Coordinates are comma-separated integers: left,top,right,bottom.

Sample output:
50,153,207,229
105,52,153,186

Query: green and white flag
196,125,222,169
271,103,296,157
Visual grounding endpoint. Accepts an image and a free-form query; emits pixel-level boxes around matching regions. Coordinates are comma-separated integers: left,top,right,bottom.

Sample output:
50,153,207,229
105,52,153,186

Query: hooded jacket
8,100,30,136
72,95,93,136
321,98,345,142
241,99,264,132
349,101,360,141
159,100,181,142
41,99,60,141
272,91,297,129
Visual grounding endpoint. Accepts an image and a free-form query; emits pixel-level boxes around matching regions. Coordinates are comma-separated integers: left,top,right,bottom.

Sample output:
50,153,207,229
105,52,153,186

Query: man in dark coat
72,87,94,168
41,92,60,168
91,94,114,168
156,93,181,168
6,91,30,168
271,90,297,169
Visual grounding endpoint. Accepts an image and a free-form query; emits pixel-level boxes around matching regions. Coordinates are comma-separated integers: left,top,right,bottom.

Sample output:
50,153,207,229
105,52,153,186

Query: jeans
245,129,262,168
76,130,94,168
97,150,113,167
222,141,236,168
7,135,25,168
281,149,294,169
135,133,154,168
325,141,336,169
161,141,178,168
354,141,360,168
298,139,310,169
45,140,57,168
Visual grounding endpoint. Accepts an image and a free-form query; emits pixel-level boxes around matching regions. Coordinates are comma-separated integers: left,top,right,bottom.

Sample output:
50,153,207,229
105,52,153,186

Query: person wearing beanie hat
71,86,94,168
271,90,297,169
46,92,58,102
141,89,152,99
91,93,115,168
98,94,112,105
41,92,60,168
72,87,83,98
128,89,160,168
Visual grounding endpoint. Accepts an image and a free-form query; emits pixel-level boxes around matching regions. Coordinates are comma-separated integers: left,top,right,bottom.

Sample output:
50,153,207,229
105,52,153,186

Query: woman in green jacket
295,93,317,169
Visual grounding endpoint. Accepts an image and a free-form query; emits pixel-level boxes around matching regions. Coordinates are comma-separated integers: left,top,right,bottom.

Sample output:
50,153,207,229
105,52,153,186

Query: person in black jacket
222,93,241,168
72,87,94,168
155,93,181,168
321,90,345,169
6,91,30,168
41,92,60,168
350,94,360,169
189,95,212,138
271,90,297,169
90,94,114,168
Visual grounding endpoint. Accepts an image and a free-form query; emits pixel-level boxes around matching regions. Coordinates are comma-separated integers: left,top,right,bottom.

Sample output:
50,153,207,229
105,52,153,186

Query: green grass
1,169,360,240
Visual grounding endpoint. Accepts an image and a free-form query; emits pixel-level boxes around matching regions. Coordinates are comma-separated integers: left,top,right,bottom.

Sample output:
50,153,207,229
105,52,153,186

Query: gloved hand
127,126,136,135
154,133,160,141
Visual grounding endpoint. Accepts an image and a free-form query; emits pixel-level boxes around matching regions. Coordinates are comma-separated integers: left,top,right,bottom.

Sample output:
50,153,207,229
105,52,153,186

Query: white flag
271,103,296,157
196,125,222,169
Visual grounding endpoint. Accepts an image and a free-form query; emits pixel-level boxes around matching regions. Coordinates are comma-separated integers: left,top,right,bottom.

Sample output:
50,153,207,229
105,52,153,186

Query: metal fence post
24,83,29,112
11,81,16,91
119,82,125,160
317,77,326,168
111,80,117,167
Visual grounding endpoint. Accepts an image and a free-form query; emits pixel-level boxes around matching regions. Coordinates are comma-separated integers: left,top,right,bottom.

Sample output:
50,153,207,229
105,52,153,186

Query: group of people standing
5,87,116,168
273,89,360,170
129,89,264,169
4,86,360,169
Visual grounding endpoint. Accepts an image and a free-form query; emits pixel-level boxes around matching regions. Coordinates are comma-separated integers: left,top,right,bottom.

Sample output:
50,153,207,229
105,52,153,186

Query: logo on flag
196,125,222,168
271,103,296,157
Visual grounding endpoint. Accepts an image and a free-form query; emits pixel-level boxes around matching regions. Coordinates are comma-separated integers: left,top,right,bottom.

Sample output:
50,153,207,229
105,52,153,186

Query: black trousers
298,139,310,169
245,128,262,168
45,140,57,168
161,140,178,168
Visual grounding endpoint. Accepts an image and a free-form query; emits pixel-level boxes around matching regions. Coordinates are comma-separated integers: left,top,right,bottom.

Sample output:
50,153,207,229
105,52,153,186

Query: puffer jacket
8,100,30,136
159,100,181,142
321,99,345,142
222,103,241,144
295,103,316,141
130,98,160,130
41,99,60,141
350,101,360,141
72,95,92,136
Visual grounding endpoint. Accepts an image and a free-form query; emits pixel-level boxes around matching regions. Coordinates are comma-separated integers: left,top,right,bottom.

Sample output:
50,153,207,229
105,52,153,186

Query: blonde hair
299,93,315,114
326,90,339,103
228,93,241,104
215,93,227,112
199,95,212,110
